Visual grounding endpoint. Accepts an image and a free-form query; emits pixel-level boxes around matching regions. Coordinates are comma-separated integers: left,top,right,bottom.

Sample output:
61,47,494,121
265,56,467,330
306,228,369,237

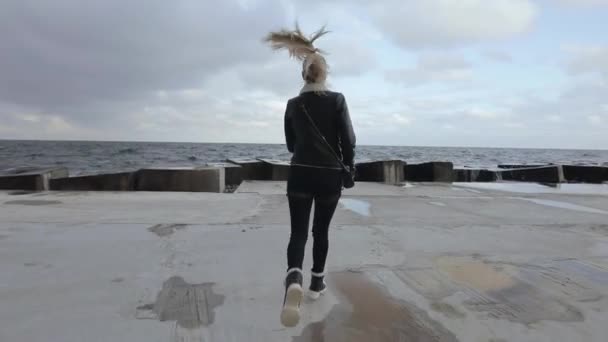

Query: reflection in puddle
554,259,608,285
513,198,608,215
339,199,371,217
294,271,458,342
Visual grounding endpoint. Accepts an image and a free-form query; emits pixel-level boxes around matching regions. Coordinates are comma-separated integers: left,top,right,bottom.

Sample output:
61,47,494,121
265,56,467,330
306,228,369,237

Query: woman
265,26,357,327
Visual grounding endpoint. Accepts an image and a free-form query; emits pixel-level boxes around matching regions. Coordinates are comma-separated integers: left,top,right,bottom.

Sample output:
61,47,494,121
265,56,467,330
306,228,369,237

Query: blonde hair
264,24,330,84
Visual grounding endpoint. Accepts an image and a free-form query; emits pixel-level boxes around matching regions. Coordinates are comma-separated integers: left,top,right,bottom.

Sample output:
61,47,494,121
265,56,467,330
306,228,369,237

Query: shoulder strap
300,103,350,172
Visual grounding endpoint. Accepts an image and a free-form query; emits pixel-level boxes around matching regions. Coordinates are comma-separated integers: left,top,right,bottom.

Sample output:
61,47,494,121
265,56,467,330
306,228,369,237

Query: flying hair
264,23,330,84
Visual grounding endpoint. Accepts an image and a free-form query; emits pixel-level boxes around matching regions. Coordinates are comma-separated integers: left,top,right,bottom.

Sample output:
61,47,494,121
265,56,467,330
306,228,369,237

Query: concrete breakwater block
205,163,243,186
454,169,498,182
355,160,404,184
226,159,271,181
257,159,290,181
133,167,225,193
498,165,565,183
563,165,608,184
50,172,135,191
498,164,548,169
0,167,69,191
405,162,454,182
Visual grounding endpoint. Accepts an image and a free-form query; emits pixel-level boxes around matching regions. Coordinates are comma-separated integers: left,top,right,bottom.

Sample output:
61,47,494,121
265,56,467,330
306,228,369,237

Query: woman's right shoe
308,271,327,300
281,268,304,327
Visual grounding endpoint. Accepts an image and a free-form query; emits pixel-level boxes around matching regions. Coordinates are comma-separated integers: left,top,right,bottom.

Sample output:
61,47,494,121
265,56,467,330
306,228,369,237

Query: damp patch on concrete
111,277,124,283
136,276,224,329
431,301,466,319
4,200,62,206
396,256,586,325
552,259,608,286
294,270,459,342
147,224,188,237
339,199,371,217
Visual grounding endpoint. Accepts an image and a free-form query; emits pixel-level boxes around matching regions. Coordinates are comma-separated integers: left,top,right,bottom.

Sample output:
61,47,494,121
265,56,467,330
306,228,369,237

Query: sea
1,140,607,176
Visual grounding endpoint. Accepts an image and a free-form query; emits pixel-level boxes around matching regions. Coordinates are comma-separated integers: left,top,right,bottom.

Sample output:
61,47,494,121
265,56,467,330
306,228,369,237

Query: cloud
483,50,514,63
0,0,287,112
367,0,538,48
555,0,608,7
588,115,603,124
386,52,472,86
565,45,608,80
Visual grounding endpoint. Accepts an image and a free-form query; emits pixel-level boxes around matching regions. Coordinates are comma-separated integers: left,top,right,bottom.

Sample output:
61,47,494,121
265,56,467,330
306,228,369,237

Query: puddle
136,276,224,329
294,271,458,342
339,199,371,217
436,257,517,291
148,224,188,237
429,202,447,207
455,183,608,195
432,256,584,324
512,198,608,215
554,259,608,285
3,200,62,206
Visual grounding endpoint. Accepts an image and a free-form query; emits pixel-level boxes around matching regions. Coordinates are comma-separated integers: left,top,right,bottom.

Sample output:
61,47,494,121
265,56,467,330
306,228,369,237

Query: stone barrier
226,159,272,181
0,167,69,191
355,160,404,184
497,165,565,183
257,159,290,181
563,165,608,184
454,169,498,182
498,164,548,169
405,162,454,182
50,172,135,191
205,163,243,187
133,167,225,193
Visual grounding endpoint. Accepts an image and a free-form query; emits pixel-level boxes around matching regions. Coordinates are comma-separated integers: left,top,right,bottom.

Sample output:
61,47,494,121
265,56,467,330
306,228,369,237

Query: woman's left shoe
308,271,327,300
281,268,304,327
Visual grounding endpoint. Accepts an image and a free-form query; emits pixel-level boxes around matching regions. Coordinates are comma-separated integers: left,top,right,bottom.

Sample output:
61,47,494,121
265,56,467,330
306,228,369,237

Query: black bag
300,103,355,189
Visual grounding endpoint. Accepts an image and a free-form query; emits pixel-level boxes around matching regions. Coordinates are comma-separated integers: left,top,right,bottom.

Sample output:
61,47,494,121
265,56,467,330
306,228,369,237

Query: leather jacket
284,91,356,169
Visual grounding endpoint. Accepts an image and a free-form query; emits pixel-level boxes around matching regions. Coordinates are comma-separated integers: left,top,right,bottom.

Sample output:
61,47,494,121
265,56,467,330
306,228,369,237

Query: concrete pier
1,182,608,341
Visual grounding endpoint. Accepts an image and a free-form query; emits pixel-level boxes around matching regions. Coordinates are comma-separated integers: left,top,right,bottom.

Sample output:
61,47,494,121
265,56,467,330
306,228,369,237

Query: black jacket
284,91,356,169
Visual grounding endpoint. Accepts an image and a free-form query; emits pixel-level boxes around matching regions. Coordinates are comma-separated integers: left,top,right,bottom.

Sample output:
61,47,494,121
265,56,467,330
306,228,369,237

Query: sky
0,0,607,149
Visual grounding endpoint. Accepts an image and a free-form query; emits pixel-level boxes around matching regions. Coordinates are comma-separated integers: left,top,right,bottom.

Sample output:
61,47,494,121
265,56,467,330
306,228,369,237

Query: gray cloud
366,0,537,48
566,45,608,81
0,0,287,113
386,53,473,87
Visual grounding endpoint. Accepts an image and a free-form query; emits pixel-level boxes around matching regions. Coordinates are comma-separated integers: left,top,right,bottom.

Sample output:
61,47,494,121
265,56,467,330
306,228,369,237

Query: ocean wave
117,148,137,154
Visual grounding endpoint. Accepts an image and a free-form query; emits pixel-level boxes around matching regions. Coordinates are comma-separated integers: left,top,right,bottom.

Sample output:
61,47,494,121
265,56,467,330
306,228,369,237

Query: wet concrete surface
136,276,225,329
1,183,608,341
295,271,458,342
148,223,188,237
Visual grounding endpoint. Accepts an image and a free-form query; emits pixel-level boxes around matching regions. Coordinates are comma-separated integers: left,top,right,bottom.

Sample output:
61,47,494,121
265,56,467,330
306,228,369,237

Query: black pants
286,166,342,274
